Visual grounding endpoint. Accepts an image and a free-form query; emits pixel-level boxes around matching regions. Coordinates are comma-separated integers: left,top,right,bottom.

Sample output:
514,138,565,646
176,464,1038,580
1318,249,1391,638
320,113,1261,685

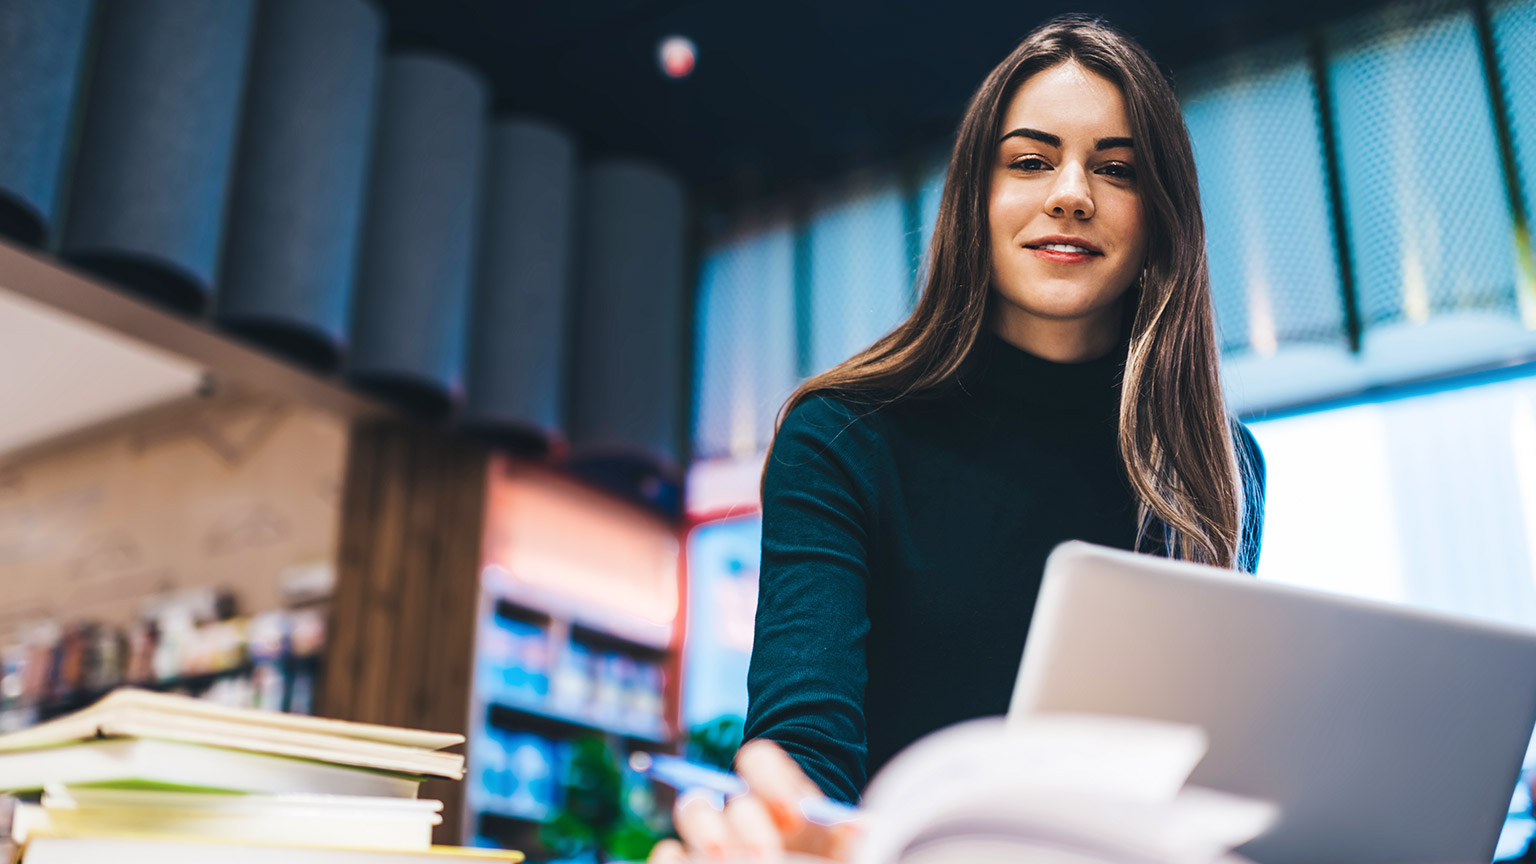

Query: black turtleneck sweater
743,329,1266,804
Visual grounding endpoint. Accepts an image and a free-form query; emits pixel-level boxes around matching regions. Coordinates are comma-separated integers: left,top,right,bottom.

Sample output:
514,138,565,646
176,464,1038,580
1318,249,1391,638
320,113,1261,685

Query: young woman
653,12,1265,862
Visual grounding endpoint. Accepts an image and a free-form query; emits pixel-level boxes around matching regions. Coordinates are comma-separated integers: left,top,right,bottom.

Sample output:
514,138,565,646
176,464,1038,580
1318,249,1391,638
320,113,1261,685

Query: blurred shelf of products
463,456,681,860
0,598,328,731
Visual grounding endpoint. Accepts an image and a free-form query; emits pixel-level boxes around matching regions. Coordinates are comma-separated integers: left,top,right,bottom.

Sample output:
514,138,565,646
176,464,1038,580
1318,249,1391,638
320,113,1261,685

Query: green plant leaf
686,715,745,771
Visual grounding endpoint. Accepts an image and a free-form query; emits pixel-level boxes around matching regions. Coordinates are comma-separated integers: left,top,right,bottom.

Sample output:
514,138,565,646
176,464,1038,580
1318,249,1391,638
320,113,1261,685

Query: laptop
1008,541,1536,864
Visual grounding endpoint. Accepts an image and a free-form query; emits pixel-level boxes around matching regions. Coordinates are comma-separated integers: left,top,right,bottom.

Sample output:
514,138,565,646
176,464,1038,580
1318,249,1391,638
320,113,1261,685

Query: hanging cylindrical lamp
0,0,95,248
568,159,690,512
347,55,487,418
60,0,256,313
462,118,581,453
215,0,383,373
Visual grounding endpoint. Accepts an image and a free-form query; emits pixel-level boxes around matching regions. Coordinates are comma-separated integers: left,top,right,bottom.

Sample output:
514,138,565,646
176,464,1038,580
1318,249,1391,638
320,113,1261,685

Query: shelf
569,622,670,661
25,653,322,721
492,598,553,629
480,569,674,652
0,237,385,423
486,699,668,746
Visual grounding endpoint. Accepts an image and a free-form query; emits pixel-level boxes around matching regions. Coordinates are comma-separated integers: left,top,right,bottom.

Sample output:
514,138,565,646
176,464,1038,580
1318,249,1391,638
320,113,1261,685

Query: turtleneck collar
957,323,1129,425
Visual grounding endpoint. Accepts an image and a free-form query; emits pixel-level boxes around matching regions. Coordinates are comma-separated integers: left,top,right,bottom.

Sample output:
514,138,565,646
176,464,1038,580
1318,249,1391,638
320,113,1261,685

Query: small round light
658,35,696,79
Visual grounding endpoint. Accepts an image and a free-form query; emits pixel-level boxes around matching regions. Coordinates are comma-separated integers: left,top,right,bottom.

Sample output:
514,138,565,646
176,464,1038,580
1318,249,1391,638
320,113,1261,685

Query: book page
852,716,1273,864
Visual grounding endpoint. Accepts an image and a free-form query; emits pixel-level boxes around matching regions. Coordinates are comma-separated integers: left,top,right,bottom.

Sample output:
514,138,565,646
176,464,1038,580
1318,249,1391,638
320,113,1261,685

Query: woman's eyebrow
1000,127,1061,147
998,127,1135,152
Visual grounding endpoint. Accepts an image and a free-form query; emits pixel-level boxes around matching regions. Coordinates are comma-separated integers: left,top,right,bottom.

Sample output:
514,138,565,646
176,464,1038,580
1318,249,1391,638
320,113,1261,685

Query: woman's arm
1234,420,1267,575
745,395,876,805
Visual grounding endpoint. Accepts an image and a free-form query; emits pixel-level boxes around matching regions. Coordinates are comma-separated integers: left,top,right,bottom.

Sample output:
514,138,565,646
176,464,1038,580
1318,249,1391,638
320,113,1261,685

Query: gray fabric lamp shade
462,119,581,453
60,0,256,313
0,0,94,248
569,159,689,477
347,55,487,418
215,0,383,373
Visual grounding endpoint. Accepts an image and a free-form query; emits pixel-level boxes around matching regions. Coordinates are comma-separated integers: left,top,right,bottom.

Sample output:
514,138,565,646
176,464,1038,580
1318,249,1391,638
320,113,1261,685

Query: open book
787,715,1278,864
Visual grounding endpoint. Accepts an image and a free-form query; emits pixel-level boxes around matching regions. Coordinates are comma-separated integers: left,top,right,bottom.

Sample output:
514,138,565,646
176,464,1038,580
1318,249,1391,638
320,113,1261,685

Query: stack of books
0,688,523,864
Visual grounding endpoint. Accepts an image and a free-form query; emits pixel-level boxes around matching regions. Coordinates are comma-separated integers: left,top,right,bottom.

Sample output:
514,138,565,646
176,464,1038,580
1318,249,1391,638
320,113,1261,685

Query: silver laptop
1009,541,1536,864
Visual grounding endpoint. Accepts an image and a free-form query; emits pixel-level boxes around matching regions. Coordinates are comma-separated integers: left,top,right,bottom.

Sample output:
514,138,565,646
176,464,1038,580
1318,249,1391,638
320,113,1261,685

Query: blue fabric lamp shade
568,159,690,513
215,0,383,373
462,119,581,455
347,54,487,419
0,0,94,248
59,0,256,313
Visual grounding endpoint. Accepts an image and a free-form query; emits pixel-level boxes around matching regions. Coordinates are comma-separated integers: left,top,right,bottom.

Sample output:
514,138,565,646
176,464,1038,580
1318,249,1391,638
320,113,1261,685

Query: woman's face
987,61,1148,360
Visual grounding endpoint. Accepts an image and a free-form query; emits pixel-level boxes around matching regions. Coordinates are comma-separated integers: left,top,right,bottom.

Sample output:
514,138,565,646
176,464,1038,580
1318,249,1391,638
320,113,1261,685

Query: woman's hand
648,739,862,863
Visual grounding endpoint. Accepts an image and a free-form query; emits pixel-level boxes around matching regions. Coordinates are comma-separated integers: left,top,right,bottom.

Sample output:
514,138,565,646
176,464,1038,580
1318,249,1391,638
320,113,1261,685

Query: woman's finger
648,838,690,864
733,739,826,833
673,790,732,861
818,822,865,862
723,793,784,859
733,739,864,861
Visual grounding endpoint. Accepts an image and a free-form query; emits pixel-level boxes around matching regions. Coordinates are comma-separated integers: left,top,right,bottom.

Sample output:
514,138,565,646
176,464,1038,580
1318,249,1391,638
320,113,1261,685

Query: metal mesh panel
691,217,798,461
1326,0,1522,328
1493,0,1536,251
1182,41,1347,357
804,180,915,376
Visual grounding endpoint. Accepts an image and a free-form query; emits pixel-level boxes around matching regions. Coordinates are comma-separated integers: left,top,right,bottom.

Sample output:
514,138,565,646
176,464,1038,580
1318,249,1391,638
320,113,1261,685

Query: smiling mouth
1024,243,1102,256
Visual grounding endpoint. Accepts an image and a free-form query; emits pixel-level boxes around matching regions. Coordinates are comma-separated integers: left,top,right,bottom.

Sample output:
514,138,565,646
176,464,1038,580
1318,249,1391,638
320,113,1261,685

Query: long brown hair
765,13,1253,569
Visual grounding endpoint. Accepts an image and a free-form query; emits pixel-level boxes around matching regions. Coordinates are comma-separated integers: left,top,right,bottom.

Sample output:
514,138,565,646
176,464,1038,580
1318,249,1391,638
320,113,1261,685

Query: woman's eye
1010,156,1050,171
1100,162,1137,180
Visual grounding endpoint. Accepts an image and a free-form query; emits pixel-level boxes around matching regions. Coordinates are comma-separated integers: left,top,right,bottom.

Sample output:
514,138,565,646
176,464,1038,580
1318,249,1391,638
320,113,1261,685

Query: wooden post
324,418,488,845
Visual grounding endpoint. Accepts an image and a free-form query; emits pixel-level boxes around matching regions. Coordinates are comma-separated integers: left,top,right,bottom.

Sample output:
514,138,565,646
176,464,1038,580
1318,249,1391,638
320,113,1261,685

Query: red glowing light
659,36,696,79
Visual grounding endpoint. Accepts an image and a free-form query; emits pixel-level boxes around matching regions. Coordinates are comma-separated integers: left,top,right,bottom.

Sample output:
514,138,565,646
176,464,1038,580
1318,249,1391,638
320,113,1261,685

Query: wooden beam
326,418,489,844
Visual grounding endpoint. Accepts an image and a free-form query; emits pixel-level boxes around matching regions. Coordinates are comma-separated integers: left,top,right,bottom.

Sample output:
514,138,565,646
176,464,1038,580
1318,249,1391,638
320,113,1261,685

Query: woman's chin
991,288,1127,325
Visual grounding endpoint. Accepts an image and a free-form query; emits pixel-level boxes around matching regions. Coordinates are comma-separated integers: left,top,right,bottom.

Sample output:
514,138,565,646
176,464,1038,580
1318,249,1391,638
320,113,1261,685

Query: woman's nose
1044,163,1094,219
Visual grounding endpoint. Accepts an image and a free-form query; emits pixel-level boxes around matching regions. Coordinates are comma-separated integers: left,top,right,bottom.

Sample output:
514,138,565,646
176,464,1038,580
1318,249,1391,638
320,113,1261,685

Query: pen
628,751,862,827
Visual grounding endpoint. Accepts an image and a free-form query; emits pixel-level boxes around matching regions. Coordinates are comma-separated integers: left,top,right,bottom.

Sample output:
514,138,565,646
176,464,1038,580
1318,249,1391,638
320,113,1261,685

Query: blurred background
2,0,1536,860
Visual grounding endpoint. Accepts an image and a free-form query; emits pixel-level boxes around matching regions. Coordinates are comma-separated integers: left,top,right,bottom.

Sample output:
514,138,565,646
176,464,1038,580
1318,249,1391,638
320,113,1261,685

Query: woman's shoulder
768,391,895,480
777,390,892,442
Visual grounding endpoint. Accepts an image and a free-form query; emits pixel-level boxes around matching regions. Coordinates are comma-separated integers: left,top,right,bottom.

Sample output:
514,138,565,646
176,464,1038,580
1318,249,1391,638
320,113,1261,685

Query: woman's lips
1028,246,1100,264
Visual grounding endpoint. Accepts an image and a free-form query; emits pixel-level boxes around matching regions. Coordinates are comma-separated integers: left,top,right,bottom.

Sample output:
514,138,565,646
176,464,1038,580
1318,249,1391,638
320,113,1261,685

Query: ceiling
376,0,1384,202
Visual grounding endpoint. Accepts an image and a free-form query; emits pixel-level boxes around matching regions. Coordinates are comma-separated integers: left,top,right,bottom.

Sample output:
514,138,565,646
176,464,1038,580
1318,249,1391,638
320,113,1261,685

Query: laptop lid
1008,541,1536,864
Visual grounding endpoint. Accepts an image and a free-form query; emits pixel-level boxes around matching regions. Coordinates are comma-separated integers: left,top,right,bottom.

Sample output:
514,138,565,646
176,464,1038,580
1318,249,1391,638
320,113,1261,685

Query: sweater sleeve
1234,420,1267,575
744,395,872,804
